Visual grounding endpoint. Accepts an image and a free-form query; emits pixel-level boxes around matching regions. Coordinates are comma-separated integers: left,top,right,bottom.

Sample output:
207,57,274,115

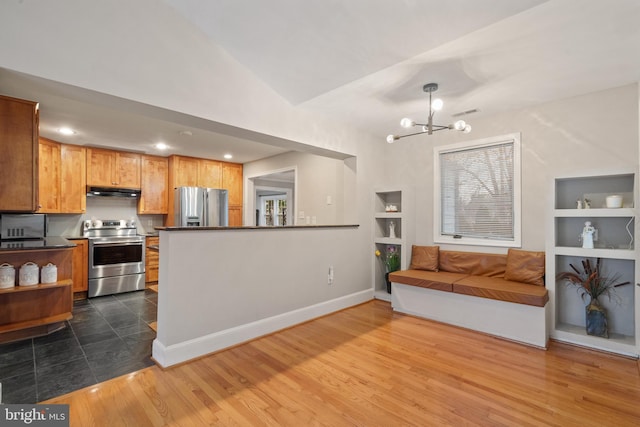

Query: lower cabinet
70,239,88,295
146,236,159,283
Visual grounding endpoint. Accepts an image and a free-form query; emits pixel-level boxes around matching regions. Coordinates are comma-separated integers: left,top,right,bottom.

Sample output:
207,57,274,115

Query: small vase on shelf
389,221,396,239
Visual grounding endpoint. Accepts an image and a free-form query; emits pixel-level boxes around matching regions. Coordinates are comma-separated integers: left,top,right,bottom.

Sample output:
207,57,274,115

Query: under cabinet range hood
86,186,141,198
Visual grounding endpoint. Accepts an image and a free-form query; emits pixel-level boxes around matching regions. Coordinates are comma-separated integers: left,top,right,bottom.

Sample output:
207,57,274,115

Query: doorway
248,168,296,226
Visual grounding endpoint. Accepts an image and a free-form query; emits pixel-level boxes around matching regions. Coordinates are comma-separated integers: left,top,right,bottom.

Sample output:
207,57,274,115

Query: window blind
440,141,514,240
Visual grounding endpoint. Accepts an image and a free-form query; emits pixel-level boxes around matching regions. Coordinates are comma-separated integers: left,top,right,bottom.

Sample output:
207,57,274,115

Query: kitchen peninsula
0,238,75,344
151,224,369,367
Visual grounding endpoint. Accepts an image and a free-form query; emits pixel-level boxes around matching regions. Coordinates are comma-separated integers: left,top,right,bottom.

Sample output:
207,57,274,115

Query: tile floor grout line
67,319,100,386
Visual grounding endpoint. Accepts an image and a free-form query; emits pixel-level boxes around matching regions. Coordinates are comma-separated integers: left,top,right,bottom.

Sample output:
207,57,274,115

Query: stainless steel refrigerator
175,187,229,227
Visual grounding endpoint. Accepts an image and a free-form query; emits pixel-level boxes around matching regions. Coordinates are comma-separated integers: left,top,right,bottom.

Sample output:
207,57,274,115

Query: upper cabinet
87,148,141,188
37,138,61,213
60,143,86,213
169,155,199,188
198,159,222,189
139,155,168,214
166,155,243,226
0,95,39,212
37,139,86,214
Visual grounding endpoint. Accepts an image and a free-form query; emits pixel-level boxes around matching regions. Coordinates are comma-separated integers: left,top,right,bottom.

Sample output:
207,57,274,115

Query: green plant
375,245,400,272
556,258,630,303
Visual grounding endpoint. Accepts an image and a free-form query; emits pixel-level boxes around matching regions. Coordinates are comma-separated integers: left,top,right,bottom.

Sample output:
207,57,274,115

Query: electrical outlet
299,211,305,219
328,266,334,285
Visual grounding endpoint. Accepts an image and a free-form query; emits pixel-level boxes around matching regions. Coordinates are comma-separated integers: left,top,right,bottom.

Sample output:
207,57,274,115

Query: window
434,133,521,247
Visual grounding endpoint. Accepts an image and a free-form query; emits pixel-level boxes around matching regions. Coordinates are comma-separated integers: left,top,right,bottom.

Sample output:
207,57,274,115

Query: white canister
19,262,39,286
0,263,15,289
41,263,58,284
605,195,623,208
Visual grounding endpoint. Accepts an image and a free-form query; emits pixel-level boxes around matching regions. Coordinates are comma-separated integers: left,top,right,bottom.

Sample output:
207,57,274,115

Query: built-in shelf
374,212,404,219
0,279,72,294
548,172,638,357
554,208,635,217
373,189,413,300
553,247,636,260
554,322,637,357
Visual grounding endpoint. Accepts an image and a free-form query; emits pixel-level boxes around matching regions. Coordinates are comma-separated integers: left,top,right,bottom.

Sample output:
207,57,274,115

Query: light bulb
454,120,467,131
58,127,75,135
400,118,415,128
463,124,472,134
386,135,397,144
431,98,444,111
154,142,168,150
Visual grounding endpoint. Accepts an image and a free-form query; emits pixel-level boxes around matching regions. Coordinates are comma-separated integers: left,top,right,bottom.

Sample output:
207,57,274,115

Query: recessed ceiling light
155,142,169,150
224,154,233,159
58,127,75,135
178,130,193,137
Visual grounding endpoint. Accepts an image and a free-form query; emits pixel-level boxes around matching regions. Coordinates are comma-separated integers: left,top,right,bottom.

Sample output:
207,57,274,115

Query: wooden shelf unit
0,247,74,344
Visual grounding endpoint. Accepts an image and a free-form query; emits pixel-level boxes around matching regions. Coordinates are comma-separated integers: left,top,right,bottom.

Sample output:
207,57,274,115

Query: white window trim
433,132,522,248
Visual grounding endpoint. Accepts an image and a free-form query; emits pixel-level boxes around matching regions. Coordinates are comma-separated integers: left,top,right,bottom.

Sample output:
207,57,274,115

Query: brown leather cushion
504,249,545,286
388,270,464,292
409,245,439,271
453,275,549,307
438,250,507,277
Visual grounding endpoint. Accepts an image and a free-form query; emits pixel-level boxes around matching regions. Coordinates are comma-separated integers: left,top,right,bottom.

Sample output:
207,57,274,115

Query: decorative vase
385,272,391,294
585,299,608,338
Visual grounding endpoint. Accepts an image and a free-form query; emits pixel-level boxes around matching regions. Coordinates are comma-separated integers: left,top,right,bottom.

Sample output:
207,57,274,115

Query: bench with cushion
389,246,549,348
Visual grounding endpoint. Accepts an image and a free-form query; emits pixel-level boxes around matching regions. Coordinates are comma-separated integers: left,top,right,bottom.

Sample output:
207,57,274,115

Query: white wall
0,0,360,157
47,198,164,237
383,83,639,251
154,226,371,366
243,151,354,225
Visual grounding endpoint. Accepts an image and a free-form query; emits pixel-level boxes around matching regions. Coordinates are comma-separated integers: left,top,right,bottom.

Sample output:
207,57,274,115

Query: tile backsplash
47,197,164,237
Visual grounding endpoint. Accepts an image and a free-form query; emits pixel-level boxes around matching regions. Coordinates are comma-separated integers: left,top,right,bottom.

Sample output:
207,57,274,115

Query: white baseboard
153,289,373,367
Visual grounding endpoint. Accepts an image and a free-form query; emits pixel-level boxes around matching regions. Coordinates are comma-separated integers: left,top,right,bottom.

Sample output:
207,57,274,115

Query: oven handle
90,241,144,246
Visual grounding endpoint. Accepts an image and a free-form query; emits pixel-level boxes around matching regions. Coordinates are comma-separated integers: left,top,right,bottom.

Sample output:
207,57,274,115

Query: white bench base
391,283,549,348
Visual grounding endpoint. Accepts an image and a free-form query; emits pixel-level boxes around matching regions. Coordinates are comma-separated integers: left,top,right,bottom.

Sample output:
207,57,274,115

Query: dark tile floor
0,289,157,403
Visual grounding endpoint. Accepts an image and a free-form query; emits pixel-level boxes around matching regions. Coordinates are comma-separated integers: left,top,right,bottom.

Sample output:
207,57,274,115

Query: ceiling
2,0,639,162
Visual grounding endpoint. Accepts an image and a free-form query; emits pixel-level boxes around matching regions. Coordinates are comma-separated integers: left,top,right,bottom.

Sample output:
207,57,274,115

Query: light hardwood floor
46,300,640,426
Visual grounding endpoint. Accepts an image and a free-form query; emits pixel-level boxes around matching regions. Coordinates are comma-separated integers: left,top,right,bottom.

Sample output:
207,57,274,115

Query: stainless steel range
83,219,145,298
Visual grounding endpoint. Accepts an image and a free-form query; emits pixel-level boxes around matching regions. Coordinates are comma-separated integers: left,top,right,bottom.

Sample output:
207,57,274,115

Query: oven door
88,237,145,279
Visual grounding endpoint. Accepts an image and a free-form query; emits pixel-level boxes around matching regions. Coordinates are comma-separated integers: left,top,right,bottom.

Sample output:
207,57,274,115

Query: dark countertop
156,224,359,231
0,236,76,251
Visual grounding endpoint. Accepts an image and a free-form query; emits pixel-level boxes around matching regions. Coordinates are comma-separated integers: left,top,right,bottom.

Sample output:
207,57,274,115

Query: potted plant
556,258,630,338
376,246,400,293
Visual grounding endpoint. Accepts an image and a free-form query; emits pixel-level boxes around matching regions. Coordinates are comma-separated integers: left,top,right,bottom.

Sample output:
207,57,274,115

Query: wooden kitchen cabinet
145,236,159,283
0,95,39,212
0,247,73,343
222,162,243,206
60,143,86,213
87,147,141,188
223,162,244,226
228,206,243,227
139,155,168,214
166,155,243,226
198,159,222,188
169,155,199,188
70,238,88,295
37,140,86,214
37,138,61,213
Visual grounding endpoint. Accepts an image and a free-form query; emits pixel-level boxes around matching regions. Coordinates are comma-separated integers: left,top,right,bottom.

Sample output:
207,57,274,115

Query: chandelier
386,83,471,143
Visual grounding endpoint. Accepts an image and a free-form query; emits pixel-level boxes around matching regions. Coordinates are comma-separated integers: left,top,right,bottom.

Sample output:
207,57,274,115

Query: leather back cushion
438,250,507,277
504,249,546,286
409,245,439,271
